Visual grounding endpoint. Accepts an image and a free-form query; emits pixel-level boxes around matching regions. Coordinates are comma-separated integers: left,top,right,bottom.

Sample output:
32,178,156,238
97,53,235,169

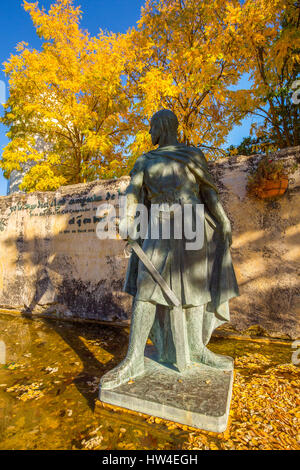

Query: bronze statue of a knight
100,109,239,390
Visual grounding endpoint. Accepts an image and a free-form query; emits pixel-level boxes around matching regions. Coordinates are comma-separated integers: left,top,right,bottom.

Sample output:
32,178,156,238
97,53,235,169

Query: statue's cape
141,144,218,194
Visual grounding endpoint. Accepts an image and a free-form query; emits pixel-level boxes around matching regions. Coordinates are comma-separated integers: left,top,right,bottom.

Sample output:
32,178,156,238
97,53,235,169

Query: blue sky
0,0,254,196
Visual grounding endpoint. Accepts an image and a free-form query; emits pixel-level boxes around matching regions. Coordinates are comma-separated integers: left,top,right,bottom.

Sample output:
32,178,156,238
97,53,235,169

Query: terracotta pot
256,177,289,199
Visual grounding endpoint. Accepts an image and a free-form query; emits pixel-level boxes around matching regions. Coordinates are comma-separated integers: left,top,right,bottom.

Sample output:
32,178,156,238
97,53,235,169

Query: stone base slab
98,354,233,433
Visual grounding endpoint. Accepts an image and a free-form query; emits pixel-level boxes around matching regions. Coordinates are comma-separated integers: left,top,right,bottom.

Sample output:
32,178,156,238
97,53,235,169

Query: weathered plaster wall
0,146,299,338
0,178,130,323
209,146,300,339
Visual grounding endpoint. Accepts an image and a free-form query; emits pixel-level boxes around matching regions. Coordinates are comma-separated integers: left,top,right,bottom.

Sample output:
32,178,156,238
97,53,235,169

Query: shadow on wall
0,188,299,341
227,193,300,337
0,218,129,323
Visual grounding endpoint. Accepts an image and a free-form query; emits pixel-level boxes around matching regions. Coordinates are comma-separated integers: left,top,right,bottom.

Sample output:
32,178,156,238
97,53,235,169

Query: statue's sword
129,240,191,373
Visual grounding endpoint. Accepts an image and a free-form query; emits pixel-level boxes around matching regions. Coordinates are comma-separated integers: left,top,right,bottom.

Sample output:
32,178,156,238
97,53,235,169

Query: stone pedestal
98,351,233,433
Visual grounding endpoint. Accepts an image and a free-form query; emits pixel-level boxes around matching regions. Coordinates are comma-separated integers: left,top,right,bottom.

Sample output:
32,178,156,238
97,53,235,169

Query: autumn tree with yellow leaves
1,0,131,191
123,0,299,160
123,0,249,160
234,0,300,153
1,0,298,191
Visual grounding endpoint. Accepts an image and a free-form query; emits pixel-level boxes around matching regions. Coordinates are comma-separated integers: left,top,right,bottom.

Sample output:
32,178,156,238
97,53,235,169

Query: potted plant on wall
247,154,297,199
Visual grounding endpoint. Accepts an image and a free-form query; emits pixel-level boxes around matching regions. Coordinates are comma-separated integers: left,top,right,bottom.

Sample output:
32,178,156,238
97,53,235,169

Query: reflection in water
0,313,297,450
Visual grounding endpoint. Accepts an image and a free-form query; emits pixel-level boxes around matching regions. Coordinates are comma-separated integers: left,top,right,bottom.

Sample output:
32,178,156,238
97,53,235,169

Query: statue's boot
100,300,156,390
191,347,234,370
186,306,234,370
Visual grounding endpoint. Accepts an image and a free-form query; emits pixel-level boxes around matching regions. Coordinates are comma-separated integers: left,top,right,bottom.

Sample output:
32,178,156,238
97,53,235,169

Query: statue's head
149,109,178,146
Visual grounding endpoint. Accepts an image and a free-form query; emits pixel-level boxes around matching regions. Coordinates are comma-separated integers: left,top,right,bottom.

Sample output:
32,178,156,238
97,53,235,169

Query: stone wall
0,178,131,324
0,146,299,339
209,146,300,339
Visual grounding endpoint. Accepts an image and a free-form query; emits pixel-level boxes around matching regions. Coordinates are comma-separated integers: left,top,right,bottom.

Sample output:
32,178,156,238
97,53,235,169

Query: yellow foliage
122,0,249,159
235,0,300,148
1,0,132,191
121,0,299,158
1,0,298,190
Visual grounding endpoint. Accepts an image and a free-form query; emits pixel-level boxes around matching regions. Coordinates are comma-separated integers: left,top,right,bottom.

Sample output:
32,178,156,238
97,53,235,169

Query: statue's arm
126,165,144,218
119,157,144,239
201,185,232,246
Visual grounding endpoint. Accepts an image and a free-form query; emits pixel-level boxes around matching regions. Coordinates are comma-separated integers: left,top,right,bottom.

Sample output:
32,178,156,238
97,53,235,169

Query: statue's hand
221,218,232,247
